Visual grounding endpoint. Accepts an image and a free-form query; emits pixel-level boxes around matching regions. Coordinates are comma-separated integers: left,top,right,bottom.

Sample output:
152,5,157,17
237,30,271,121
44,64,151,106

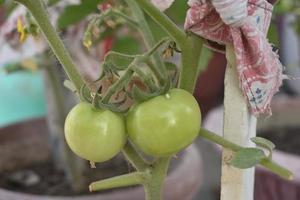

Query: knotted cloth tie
185,0,284,116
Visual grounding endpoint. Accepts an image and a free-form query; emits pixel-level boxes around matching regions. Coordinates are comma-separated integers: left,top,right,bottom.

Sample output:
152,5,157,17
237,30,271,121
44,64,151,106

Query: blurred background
0,0,299,200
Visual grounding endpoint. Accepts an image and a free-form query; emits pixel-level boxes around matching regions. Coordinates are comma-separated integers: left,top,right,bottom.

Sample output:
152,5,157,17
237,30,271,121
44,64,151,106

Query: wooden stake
221,45,257,200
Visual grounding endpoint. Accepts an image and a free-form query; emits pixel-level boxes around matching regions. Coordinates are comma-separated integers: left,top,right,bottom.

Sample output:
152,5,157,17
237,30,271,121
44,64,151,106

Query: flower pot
202,96,300,199
0,118,203,200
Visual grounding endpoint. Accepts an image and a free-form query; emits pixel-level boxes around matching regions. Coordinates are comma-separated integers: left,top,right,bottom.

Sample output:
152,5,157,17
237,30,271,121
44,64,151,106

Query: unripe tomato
64,102,126,162
126,89,201,157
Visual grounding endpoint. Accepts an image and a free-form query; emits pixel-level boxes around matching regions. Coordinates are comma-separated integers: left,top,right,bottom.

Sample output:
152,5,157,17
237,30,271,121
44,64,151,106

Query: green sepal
131,85,159,103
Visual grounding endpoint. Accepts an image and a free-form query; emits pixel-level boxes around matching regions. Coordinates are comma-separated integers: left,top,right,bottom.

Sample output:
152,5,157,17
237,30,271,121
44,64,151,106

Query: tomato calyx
131,78,171,103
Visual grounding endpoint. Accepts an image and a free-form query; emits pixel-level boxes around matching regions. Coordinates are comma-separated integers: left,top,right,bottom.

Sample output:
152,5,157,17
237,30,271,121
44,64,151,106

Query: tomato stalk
13,0,84,92
130,0,204,93
125,0,168,85
122,142,150,171
89,172,150,192
144,158,170,200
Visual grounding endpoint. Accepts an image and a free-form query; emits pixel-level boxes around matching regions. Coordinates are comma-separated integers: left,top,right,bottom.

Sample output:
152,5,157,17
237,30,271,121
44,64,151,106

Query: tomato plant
64,102,126,162
9,0,292,199
126,88,201,156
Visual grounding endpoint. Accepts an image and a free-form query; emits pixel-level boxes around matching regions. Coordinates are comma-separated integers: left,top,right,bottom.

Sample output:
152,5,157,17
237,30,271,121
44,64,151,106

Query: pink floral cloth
185,0,284,116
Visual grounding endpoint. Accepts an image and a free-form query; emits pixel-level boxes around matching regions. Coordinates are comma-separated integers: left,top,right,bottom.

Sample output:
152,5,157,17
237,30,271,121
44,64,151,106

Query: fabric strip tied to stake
184,0,284,116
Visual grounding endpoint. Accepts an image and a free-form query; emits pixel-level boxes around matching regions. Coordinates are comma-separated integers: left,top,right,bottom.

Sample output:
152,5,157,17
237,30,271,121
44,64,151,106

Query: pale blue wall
0,71,46,127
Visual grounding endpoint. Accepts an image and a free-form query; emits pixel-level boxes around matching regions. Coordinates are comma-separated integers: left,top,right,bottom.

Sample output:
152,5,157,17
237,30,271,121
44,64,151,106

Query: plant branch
133,0,186,47
14,0,84,92
145,157,170,200
89,172,150,192
199,128,293,180
101,60,136,104
122,142,150,171
125,0,167,83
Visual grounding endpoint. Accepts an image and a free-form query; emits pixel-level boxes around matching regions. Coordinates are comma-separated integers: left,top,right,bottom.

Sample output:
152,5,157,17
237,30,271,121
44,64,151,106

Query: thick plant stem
14,0,84,91
145,158,170,200
125,0,167,82
132,0,203,92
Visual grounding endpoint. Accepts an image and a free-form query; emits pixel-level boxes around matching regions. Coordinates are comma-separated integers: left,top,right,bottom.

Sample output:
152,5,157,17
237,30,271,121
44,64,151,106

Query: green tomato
126,88,201,157
64,102,126,162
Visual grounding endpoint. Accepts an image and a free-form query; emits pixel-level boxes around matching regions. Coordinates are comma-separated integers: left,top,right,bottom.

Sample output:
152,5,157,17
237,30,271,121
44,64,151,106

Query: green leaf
197,47,212,74
230,148,265,169
251,137,275,158
57,0,104,29
251,137,275,151
0,0,5,5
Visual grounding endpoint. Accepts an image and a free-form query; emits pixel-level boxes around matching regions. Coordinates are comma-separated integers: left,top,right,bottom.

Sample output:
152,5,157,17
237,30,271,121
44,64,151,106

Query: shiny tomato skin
126,88,201,157
64,102,126,162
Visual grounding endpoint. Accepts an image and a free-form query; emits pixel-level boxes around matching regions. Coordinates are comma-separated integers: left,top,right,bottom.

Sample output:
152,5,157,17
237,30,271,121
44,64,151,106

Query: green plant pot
0,71,46,127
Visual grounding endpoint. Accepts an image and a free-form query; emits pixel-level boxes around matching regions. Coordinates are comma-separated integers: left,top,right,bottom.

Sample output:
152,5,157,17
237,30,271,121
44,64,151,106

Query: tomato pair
64,89,201,162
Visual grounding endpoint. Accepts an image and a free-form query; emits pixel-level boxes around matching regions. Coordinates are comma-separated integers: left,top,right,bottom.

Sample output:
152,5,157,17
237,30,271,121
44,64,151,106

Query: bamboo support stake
221,45,257,200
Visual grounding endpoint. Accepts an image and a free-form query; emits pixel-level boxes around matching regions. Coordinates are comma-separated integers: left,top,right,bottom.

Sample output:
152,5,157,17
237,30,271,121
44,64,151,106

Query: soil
258,127,300,156
0,152,183,196
0,158,130,196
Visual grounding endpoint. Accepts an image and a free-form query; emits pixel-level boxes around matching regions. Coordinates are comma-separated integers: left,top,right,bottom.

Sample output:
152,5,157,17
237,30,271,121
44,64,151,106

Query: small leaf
230,148,265,169
251,137,275,151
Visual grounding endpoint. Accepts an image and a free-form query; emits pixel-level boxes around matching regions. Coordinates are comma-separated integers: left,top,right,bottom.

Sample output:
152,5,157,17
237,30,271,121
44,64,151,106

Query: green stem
122,142,150,171
199,128,293,180
89,172,149,192
134,0,186,47
145,37,170,57
125,0,167,82
105,51,136,61
112,9,139,27
132,0,203,92
133,66,157,92
101,61,136,103
260,159,293,180
145,158,170,200
14,0,84,92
